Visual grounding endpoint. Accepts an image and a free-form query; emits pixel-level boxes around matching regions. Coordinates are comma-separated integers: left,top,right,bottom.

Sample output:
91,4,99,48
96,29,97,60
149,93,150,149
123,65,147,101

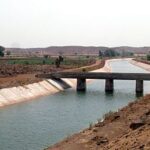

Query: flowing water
0,60,150,150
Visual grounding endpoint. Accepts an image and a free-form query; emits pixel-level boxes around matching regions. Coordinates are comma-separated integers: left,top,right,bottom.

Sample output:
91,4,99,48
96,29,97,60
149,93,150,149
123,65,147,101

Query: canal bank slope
0,59,111,107
46,94,150,150
130,59,150,72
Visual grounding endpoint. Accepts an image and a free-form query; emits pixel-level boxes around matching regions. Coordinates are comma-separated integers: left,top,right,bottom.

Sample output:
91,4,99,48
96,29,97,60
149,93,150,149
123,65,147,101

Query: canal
0,60,150,150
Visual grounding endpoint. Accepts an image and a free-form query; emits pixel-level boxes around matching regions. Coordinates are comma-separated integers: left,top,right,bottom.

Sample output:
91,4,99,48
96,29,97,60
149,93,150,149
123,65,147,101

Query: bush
24,61,29,65
0,46,5,57
6,51,11,56
44,55,49,59
103,111,114,119
42,60,46,65
89,122,93,130
82,68,86,72
147,55,150,61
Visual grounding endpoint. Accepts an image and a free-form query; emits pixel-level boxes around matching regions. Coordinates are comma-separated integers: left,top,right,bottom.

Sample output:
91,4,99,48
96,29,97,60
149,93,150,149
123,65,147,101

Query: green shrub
103,111,114,119
42,60,46,65
89,122,93,130
24,61,29,65
147,55,150,61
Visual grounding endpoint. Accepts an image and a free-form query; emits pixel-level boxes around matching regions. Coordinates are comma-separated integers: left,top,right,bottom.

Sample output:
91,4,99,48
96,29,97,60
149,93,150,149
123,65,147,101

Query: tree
55,56,64,68
99,50,103,58
103,49,119,57
59,55,64,62
6,51,11,56
44,55,49,59
0,46,5,57
147,55,150,61
55,58,60,68
42,60,46,65
74,52,77,56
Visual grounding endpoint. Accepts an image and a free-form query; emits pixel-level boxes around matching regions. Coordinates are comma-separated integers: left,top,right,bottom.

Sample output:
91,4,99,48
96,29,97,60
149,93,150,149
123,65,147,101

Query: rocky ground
0,64,67,89
47,95,150,150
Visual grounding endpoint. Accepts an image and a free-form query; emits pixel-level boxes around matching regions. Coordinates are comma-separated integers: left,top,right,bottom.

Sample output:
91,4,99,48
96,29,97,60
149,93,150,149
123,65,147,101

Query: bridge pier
136,80,143,93
77,78,86,91
105,79,114,92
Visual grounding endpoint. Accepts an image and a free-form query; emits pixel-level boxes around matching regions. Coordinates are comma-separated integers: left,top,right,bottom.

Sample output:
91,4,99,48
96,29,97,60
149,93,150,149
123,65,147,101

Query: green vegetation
7,58,54,65
147,55,150,61
99,49,119,58
3,56,95,67
0,46,5,57
6,51,11,56
55,56,64,68
88,122,93,130
99,48,134,58
103,111,114,119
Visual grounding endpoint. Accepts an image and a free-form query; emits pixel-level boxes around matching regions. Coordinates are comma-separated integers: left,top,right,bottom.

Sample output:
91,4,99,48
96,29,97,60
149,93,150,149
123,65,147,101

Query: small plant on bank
89,122,93,130
97,118,102,123
82,68,86,72
103,111,114,119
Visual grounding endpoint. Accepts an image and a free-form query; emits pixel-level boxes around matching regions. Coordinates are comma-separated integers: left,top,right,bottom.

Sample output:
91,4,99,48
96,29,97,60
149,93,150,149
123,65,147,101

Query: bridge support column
136,80,143,93
105,79,114,92
77,78,86,92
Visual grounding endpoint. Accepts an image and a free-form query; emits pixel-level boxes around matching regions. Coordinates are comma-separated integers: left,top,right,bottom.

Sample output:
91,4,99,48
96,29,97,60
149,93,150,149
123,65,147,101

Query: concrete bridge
36,72,150,93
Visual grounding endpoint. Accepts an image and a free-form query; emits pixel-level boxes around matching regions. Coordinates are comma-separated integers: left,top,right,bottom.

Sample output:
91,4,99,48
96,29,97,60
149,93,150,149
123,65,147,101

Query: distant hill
6,46,150,56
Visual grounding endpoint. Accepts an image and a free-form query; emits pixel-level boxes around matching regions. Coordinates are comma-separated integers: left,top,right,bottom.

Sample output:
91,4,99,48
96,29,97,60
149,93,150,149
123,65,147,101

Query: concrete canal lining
0,59,111,107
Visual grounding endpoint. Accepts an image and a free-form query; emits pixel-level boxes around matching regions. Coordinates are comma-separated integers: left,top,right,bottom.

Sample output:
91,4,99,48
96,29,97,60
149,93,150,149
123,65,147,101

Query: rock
93,129,98,132
139,144,145,149
145,110,150,116
112,115,120,121
91,136,109,145
95,122,104,127
130,119,145,130
96,137,108,145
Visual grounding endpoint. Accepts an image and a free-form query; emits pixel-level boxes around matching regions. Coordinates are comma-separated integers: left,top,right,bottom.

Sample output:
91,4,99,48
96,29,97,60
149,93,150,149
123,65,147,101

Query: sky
0,0,150,48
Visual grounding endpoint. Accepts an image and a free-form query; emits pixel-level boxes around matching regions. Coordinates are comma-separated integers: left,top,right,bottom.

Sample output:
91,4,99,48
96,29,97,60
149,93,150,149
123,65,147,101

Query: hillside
6,46,150,56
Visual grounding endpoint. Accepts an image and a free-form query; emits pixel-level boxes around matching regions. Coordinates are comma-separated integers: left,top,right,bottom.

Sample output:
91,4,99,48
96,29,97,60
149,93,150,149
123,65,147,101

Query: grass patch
103,111,114,119
3,57,96,66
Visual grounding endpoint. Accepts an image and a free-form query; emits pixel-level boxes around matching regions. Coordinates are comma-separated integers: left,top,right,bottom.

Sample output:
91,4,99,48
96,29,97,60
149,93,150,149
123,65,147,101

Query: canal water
0,60,150,150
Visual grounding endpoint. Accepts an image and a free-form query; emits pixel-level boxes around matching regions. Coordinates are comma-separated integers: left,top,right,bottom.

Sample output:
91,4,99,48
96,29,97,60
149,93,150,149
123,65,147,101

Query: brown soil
0,64,78,89
0,74,42,89
47,95,150,150
0,65,64,89
0,64,70,77
0,60,104,89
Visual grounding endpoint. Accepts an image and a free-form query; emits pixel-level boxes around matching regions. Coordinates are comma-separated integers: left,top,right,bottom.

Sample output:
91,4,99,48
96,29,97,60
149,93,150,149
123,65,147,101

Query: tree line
99,48,133,58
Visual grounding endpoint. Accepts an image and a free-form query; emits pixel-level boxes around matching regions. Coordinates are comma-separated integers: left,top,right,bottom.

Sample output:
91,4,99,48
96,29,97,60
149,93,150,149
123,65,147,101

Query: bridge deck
36,72,150,80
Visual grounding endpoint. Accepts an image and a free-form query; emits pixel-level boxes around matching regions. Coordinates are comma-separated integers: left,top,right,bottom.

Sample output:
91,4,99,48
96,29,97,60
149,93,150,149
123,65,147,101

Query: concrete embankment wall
0,60,111,107
130,59,150,72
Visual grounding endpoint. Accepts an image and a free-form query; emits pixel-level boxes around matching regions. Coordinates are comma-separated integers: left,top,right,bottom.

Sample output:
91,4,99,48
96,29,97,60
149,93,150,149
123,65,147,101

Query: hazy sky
0,0,150,48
